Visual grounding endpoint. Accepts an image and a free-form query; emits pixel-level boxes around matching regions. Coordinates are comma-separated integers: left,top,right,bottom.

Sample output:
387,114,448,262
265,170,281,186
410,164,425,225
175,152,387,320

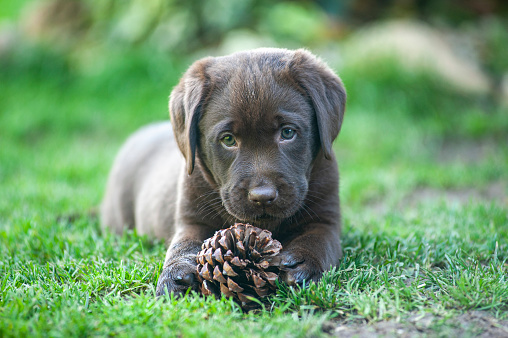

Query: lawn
1,44,507,337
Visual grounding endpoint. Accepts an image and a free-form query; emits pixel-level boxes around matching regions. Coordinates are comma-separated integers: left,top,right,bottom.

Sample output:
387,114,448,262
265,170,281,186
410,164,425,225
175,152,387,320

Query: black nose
248,186,277,206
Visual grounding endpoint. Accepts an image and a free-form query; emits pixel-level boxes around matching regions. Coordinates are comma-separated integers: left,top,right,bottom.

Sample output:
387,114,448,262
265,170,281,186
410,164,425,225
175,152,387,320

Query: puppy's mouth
256,213,274,220
235,213,280,227
243,212,276,223
226,203,299,225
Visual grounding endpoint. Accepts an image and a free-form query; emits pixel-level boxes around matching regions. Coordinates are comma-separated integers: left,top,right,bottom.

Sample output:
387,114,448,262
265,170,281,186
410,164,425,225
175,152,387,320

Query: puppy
100,48,346,296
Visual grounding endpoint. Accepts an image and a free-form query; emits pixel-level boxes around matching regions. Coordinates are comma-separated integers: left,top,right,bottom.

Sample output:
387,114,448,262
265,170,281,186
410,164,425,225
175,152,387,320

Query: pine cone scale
196,223,282,310
213,265,227,283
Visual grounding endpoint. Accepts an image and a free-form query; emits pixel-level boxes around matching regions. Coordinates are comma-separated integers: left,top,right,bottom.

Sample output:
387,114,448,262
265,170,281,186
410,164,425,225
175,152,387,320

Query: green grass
1,44,507,336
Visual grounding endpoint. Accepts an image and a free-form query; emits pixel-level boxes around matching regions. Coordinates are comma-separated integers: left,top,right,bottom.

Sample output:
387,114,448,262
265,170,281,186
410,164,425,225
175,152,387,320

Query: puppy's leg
279,223,342,285
155,224,210,297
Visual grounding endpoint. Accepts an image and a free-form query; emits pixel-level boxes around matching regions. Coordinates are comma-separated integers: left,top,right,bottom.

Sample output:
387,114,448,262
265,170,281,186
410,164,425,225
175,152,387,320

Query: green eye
221,134,237,147
281,128,296,140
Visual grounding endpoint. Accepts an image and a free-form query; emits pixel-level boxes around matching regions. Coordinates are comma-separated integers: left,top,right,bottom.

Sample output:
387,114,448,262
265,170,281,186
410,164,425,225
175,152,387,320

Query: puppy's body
100,48,346,296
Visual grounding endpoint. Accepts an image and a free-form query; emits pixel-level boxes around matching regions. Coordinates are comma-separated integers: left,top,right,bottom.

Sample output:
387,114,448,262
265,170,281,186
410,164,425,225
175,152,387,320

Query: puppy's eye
281,128,296,140
221,134,237,147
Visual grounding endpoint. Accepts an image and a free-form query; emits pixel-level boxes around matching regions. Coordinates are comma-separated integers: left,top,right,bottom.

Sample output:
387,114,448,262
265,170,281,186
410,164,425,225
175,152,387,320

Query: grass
1,43,507,336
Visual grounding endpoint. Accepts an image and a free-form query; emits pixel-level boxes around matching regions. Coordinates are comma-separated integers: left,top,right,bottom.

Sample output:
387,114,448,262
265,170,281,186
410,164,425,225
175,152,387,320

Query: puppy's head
170,48,346,225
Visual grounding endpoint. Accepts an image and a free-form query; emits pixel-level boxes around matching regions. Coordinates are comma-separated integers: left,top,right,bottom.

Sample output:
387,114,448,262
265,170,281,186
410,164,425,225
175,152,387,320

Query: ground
324,311,508,337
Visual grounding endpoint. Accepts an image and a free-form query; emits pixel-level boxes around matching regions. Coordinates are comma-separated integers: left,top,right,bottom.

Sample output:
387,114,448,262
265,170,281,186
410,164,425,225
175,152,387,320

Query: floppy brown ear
169,57,213,175
290,49,346,160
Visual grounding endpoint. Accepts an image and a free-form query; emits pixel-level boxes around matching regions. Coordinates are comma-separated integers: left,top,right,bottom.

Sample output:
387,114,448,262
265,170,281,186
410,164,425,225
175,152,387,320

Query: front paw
279,249,323,286
155,255,199,297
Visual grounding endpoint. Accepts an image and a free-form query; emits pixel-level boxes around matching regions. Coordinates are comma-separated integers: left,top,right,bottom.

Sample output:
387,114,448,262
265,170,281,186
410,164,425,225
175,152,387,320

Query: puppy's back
100,122,182,238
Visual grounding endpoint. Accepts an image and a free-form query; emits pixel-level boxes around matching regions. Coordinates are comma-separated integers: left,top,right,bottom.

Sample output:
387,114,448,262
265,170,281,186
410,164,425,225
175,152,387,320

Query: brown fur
100,48,346,296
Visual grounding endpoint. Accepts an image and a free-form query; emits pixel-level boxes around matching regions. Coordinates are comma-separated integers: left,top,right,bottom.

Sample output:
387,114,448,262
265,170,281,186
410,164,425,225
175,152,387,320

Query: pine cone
196,223,282,310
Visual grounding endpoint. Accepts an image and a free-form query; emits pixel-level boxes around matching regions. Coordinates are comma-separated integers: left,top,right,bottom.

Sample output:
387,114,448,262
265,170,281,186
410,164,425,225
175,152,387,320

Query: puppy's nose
248,186,277,206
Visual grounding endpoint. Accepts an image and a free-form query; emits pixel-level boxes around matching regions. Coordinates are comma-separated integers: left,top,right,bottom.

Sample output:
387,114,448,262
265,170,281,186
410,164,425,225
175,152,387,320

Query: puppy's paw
155,256,199,297
279,249,323,286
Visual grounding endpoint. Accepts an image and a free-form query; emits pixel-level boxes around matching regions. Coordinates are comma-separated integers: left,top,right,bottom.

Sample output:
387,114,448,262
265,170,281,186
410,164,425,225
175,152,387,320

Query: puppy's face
170,48,346,227
199,72,318,225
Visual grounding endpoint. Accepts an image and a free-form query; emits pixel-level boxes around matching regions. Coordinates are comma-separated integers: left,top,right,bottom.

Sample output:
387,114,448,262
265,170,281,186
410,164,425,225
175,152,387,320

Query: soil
401,181,507,209
365,180,507,216
322,311,508,337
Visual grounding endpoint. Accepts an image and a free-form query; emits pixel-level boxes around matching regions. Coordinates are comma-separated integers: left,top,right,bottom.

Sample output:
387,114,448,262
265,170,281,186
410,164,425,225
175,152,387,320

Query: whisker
300,204,315,222
196,197,223,215
194,190,220,204
307,194,326,202
200,200,225,219
303,203,321,222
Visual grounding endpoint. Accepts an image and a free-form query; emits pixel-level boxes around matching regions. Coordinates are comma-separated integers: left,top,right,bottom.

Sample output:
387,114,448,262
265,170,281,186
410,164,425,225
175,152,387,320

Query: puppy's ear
169,58,213,175
290,49,346,160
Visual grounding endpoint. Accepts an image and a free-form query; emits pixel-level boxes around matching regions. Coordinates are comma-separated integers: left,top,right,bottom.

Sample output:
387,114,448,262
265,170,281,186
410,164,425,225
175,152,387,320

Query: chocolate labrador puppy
100,48,346,296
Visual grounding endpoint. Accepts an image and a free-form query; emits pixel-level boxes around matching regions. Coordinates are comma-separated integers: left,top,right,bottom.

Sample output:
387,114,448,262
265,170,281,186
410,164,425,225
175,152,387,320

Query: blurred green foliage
0,0,29,20
476,17,508,80
340,59,508,139
0,43,71,81
1,0,507,152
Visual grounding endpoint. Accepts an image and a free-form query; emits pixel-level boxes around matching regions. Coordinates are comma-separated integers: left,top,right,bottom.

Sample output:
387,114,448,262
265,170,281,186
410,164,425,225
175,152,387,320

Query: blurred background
0,0,507,219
